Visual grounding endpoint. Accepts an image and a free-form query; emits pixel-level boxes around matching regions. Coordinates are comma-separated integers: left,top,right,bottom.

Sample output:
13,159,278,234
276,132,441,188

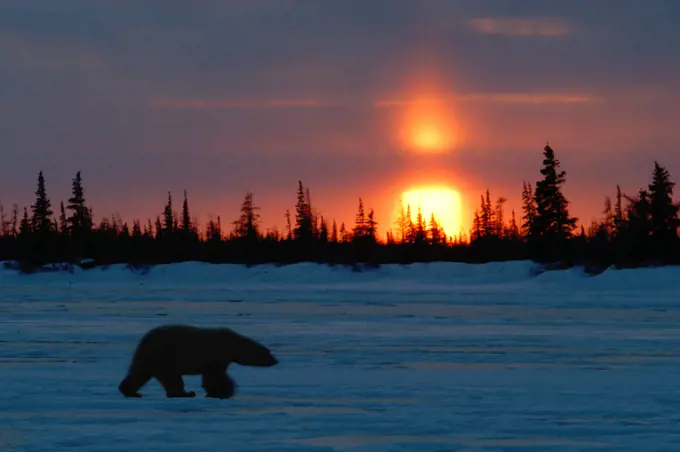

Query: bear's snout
266,354,278,366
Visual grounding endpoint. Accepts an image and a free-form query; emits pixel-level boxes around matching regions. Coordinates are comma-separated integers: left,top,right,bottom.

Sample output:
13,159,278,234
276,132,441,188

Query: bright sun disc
395,187,463,239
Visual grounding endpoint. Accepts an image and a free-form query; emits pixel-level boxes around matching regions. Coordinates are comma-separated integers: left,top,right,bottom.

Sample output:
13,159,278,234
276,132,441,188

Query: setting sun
395,187,463,239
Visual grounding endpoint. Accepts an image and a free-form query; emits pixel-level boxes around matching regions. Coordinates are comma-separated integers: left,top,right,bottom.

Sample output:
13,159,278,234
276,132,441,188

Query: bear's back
129,325,238,374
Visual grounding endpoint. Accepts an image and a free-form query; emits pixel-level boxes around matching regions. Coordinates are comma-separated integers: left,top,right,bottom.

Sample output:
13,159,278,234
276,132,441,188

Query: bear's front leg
119,371,152,398
156,373,197,398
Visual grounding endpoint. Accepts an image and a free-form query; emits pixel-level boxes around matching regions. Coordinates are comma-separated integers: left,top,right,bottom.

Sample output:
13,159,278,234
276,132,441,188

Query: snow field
1,261,680,451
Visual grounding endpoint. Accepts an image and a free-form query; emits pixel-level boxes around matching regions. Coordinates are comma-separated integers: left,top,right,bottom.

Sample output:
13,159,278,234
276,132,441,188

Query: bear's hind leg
156,373,197,398
119,372,152,398
202,372,236,399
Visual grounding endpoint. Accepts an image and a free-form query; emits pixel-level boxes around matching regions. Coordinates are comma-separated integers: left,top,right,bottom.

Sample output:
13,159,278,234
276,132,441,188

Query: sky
1,0,680,238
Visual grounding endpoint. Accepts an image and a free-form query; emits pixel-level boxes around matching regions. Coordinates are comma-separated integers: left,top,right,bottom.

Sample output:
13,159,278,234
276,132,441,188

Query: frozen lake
1,261,680,451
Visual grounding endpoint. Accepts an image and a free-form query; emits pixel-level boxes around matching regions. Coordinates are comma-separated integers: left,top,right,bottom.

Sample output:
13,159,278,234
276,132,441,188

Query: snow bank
1,260,678,296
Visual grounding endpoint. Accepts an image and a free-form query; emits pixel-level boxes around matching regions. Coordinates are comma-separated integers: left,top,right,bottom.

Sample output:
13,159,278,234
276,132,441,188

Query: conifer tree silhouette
531,144,577,242
67,171,92,239
294,181,313,241
404,204,414,244
625,189,652,242
19,207,31,237
132,220,142,238
509,209,519,239
11,204,18,237
353,198,367,240
331,219,338,244
614,185,626,236
495,197,507,237
284,209,292,241
163,192,174,236
155,216,163,238
429,213,442,245
471,210,481,241
366,209,378,243
31,171,54,236
521,181,537,238
340,222,349,243
602,196,614,235
648,161,678,241
59,202,67,235
319,216,329,242
181,190,193,234
233,192,260,240
480,190,494,237
0,204,6,237
414,207,427,245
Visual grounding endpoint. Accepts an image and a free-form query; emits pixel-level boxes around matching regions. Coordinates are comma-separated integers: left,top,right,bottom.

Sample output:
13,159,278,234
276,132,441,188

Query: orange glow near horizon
395,187,463,239
387,65,462,153
399,97,457,153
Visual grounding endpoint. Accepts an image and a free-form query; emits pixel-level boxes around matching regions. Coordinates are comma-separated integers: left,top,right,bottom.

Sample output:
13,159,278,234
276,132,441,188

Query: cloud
456,92,601,104
374,92,601,108
468,17,572,37
0,29,107,71
150,97,334,110
151,91,602,112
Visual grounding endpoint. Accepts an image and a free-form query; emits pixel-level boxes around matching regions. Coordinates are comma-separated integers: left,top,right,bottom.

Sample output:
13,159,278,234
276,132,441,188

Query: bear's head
231,333,279,367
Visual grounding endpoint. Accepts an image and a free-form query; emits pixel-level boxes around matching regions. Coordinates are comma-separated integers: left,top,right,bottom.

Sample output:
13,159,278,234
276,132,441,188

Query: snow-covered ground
1,261,680,451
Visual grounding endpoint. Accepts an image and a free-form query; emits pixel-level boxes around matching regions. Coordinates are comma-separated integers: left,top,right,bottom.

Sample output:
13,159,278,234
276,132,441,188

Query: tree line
2,144,679,272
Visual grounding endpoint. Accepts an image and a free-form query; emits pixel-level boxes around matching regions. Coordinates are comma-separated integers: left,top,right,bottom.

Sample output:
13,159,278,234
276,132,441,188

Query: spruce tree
626,189,651,241
19,207,31,236
0,204,5,237
284,209,292,241
305,188,318,238
405,204,414,244
59,202,68,234
233,192,260,240
648,161,678,241
331,220,338,244
339,222,347,243
521,181,537,238
353,198,366,240
181,190,192,234
392,201,409,244
471,210,481,241
319,216,329,242
120,222,131,239
155,216,163,238
614,185,625,236
206,216,223,242
414,207,427,244
144,219,153,237
294,181,313,241
132,220,142,238
602,196,614,235
495,197,507,237
11,204,18,237
67,171,92,238
163,192,174,235
532,144,577,241
509,209,519,239
429,213,442,245
31,171,54,236
482,190,494,237
366,209,378,242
